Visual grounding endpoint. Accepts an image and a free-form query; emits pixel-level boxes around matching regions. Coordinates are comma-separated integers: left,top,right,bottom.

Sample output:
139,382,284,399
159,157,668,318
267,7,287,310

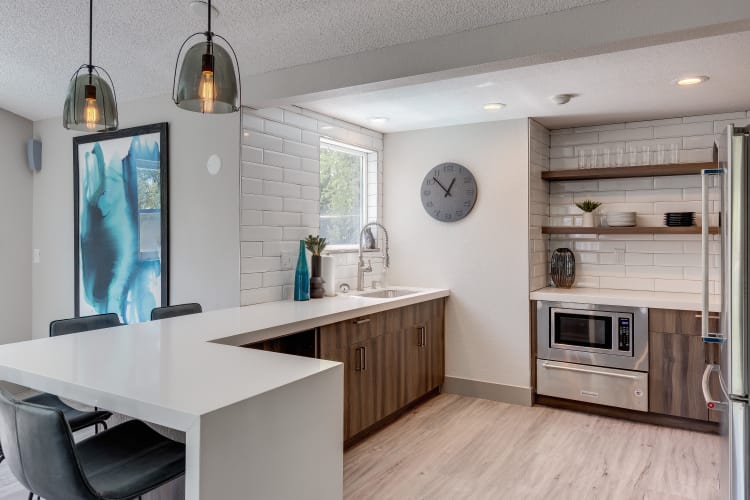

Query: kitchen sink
357,289,420,299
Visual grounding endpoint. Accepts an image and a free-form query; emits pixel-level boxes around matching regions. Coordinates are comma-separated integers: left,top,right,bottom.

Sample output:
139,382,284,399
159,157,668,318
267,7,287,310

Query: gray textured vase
550,248,576,288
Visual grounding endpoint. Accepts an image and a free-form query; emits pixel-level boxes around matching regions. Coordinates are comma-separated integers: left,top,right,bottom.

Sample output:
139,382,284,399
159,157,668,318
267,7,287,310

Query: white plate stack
606,211,637,227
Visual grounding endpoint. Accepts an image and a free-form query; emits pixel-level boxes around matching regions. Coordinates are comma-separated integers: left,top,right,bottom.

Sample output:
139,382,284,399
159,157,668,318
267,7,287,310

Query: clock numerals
444,164,455,173
466,189,475,197
443,213,453,221
433,169,440,178
425,179,434,186
434,209,441,218
425,201,433,208
464,176,472,184
464,201,472,207
455,210,464,218
423,189,431,196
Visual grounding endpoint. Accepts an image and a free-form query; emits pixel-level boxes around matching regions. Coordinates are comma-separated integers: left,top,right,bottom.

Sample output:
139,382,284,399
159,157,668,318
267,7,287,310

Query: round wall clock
420,162,477,222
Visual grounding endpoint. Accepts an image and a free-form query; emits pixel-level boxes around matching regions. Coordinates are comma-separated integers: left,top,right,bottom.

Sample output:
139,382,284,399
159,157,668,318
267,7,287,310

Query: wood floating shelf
542,226,720,235
541,162,716,182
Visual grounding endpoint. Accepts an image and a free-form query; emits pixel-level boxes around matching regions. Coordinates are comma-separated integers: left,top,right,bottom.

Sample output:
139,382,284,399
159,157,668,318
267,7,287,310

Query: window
319,139,373,248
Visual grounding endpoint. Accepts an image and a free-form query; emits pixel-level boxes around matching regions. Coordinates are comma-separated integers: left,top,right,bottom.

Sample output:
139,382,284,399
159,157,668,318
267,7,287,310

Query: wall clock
420,162,477,222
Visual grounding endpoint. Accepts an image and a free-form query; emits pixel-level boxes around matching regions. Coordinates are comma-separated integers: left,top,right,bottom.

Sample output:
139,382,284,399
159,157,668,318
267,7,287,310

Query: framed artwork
73,123,169,324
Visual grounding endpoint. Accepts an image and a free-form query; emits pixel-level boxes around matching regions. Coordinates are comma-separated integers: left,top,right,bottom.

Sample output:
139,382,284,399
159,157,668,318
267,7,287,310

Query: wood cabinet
648,308,720,422
320,299,445,442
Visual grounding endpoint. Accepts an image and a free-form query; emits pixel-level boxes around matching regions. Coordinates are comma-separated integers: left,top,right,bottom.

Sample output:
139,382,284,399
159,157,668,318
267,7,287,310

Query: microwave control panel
618,317,631,352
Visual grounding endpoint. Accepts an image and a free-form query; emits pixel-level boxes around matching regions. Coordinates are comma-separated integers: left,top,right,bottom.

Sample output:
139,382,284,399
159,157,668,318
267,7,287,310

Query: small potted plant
305,235,327,299
576,200,601,228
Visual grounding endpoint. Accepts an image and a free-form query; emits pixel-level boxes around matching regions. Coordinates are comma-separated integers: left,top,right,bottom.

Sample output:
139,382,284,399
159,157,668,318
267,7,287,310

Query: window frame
319,138,372,251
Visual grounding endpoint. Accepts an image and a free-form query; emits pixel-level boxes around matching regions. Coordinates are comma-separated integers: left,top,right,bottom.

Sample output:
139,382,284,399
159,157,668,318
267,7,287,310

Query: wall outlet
32,248,40,264
281,252,295,271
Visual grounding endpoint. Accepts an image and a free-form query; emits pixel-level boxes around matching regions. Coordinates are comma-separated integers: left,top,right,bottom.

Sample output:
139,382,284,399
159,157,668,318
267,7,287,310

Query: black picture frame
73,122,169,322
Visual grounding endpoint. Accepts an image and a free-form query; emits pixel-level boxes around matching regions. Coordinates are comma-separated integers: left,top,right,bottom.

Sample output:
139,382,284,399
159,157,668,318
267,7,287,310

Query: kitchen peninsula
0,287,449,500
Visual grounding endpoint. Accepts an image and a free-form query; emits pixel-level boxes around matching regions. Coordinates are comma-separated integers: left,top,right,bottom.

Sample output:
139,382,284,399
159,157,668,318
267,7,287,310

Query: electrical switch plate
32,249,40,264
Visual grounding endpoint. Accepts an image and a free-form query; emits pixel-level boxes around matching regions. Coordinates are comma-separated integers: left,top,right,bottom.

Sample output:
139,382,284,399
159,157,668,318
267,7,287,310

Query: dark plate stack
664,212,695,227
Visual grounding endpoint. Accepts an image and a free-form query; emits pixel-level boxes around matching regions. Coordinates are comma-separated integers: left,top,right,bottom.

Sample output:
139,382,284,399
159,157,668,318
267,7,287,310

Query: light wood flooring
344,394,720,500
0,393,720,499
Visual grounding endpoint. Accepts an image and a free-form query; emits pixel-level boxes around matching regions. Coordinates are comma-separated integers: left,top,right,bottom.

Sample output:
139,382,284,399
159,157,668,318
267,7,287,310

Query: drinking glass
614,146,625,167
588,149,597,169
670,143,680,164
627,145,638,166
578,149,587,169
656,144,666,164
602,148,611,168
640,145,651,165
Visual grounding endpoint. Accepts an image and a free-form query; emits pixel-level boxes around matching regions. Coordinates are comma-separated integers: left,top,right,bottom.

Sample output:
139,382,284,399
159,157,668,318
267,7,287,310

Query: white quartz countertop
0,286,449,431
530,287,720,312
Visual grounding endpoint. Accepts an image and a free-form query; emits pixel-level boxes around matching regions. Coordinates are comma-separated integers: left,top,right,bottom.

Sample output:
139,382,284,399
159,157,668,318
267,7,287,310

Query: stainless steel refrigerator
702,124,749,500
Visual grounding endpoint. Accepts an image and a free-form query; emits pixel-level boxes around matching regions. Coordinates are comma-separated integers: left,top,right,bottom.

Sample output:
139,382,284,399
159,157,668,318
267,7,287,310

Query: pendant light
172,0,241,114
63,0,119,131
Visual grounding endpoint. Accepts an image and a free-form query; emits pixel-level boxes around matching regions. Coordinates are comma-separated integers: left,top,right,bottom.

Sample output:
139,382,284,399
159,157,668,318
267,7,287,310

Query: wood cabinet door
347,336,385,437
402,324,427,405
648,309,720,421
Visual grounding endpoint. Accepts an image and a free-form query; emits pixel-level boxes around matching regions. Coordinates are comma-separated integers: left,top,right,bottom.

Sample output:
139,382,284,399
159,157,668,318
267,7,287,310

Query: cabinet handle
695,314,721,320
353,318,371,325
416,326,427,347
361,346,367,371
354,347,363,371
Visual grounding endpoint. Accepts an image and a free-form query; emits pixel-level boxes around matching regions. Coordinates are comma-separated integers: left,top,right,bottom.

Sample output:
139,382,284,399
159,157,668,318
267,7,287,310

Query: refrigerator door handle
701,168,725,345
702,364,727,411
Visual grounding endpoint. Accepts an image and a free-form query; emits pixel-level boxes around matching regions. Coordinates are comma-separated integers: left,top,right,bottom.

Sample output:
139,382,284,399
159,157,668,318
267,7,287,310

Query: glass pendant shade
174,38,239,113
63,66,119,132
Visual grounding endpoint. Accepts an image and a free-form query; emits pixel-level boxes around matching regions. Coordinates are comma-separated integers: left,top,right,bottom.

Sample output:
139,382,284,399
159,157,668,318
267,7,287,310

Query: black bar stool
0,390,185,500
150,303,203,321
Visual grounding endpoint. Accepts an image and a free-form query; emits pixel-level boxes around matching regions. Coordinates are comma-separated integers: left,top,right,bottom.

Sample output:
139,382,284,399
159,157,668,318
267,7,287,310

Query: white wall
0,108,33,344
31,95,240,338
384,119,531,396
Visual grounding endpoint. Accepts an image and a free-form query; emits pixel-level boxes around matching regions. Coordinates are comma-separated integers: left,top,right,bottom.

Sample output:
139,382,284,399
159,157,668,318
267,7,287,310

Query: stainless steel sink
357,289,419,299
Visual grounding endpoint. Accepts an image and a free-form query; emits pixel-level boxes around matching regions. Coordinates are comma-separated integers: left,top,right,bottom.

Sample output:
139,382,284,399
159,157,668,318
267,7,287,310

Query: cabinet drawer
537,359,648,412
649,309,719,336
319,313,383,351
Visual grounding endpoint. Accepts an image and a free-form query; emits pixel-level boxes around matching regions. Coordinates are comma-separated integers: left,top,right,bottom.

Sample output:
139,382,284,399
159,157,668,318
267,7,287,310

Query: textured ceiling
302,31,750,131
0,0,605,121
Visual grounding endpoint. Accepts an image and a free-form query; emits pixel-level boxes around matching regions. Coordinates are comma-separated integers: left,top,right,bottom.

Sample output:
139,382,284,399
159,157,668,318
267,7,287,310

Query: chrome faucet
357,222,390,291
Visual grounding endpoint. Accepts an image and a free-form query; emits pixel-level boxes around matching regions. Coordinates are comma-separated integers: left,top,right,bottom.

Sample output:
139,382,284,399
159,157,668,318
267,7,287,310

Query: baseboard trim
442,377,533,406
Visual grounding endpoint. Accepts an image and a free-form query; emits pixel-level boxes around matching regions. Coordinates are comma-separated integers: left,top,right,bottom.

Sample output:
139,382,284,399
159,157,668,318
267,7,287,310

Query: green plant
305,235,328,256
575,200,601,213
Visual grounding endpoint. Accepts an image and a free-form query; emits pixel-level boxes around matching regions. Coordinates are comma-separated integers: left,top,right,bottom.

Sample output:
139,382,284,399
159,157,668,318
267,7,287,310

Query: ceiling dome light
63,0,118,132
483,103,505,111
676,76,709,86
368,117,389,125
173,0,241,114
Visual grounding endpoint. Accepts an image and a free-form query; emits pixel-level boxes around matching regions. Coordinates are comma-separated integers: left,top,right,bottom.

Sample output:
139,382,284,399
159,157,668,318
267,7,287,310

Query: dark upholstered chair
0,314,120,468
150,303,203,321
49,312,121,337
0,390,185,500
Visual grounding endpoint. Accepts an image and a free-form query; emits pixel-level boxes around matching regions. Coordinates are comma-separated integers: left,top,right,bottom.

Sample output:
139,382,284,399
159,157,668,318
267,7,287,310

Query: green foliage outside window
319,146,363,246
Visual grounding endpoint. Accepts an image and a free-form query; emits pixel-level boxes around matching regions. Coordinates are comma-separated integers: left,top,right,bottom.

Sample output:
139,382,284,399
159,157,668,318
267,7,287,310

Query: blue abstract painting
74,123,169,324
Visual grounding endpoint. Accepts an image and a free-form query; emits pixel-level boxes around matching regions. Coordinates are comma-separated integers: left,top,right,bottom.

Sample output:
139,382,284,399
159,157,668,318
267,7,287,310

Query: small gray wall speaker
26,138,42,172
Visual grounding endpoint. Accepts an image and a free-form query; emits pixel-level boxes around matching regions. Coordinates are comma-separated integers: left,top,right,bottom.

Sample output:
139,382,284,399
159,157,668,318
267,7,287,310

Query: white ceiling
0,0,605,121
301,31,750,131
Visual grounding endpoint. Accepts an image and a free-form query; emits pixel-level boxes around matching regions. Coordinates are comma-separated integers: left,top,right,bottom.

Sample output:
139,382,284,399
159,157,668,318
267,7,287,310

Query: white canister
321,255,336,296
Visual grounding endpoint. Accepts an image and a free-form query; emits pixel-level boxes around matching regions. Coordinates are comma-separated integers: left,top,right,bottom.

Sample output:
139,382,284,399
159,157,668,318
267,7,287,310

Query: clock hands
432,177,452,197
444,178,456,198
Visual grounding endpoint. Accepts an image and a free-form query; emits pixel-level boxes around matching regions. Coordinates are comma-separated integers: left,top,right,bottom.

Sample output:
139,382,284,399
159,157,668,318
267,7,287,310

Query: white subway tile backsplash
625,189,681,202
653,121,713,139
550,132,599,147
283,140,319,160
262,211,302,227
283,198,317,213
683,134,716,149
242,162,283,182
653,253,701,267
240,242,263,258
241,210,262,226
625,117,682,128
240,273,262,290
241,287,283,306
284,169,319,187
654,279,702,294
625,240,683,254
599,127,653,143
263,181,301,198
241,257,281,274
264,150,302,170
683,111,746,123
599,276,654,291
241,146,263,163
302,158,320,173
598,178,654,192
626,265,682,279
241,178,263,194
283,111,318,131
679,148,714,163
243,130,283,152
241,226,282,242
300,186,320,200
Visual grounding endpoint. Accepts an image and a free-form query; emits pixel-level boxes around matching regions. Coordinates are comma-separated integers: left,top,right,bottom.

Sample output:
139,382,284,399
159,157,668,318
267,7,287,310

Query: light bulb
84,97,98,130
199,69,215,113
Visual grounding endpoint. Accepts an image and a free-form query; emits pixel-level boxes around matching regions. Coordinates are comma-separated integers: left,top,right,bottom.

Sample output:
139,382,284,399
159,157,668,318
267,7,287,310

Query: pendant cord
207,0,212,40
88,0,93,69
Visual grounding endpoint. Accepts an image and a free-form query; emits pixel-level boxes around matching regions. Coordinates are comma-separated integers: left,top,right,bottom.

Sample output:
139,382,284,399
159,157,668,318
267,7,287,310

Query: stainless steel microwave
537,302,648,372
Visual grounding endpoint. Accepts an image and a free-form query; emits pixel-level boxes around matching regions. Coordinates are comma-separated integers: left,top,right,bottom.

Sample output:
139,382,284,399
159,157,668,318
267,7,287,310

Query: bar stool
150,303,203,320
0,390,185,500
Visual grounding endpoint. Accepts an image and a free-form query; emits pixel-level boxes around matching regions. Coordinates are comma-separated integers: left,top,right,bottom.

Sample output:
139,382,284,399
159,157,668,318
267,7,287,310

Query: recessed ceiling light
476,82,495,89
675,75,709,86
483,103,505,111
368,117,389,125
320,125,334,131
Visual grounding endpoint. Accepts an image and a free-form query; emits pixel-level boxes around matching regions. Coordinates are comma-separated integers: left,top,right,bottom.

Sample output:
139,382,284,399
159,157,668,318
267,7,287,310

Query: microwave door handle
701,168,724,345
